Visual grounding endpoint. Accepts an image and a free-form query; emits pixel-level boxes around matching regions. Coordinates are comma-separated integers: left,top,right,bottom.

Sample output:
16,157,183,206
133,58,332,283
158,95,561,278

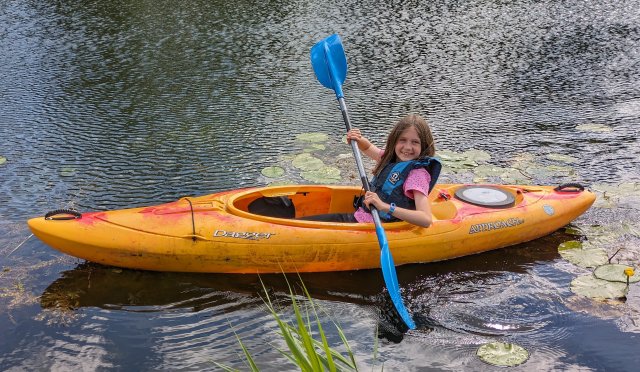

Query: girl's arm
346,129,383,162
363,190,433,228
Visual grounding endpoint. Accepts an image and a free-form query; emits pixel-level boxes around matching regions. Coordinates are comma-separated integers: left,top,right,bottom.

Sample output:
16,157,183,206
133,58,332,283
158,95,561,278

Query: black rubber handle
44,209,82,220
554,183,585,192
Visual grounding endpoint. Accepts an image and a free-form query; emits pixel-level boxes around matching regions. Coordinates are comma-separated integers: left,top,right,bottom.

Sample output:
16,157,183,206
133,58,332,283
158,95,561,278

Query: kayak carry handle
44,209,82,220
554,183,585,192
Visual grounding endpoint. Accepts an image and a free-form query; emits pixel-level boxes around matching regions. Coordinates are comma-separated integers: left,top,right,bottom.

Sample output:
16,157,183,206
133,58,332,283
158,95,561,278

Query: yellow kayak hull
27,184,595,273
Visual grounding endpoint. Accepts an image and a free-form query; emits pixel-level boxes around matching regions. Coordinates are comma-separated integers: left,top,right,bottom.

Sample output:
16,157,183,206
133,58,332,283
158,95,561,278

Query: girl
304,114,440,227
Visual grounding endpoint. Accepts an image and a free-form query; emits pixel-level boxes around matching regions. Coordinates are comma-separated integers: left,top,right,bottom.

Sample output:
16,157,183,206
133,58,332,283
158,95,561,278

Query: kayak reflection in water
302,114,441,227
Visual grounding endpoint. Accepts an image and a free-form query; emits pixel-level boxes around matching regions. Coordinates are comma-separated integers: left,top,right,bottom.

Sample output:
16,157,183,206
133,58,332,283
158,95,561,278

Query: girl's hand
364,190,433,228
363,191,387,211
346,128,381,161
346,128,373,152
346,129,362,144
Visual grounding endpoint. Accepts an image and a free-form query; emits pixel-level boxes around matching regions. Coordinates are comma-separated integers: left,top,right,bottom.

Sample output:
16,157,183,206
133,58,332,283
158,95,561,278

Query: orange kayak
27,183,595,273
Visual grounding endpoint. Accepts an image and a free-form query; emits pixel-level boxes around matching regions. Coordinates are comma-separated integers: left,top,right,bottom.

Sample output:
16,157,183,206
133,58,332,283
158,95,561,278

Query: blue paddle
310,34,416,330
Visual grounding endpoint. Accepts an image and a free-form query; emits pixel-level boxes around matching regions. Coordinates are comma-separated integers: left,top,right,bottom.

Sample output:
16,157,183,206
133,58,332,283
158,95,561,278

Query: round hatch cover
454,186,516,208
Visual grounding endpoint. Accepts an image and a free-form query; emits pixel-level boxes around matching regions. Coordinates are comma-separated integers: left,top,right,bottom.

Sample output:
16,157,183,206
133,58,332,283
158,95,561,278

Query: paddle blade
310,34,347,98
376,225,416,330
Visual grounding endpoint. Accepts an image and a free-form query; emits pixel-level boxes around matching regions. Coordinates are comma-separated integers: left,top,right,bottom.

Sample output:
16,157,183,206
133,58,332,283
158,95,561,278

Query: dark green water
1,0,639,370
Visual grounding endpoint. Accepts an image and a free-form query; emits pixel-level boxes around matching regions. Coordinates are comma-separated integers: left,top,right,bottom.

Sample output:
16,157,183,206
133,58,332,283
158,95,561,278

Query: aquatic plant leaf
261,166,285,178
521,165,555,179
473,165,506,178
563,227,584,236
0,156,6,165
546,153,578,163
511,152,537,165
570,275,628,300
559,247,608,268
292,153,324,171
546,165,575,174
558,240,582,251
594,182,640,198
296,132,328,143
301,167,341,184
576,123,612,133
593,264,640,284
267,180,294,187
59,167,77,177
303,144,326,153
498,168,530,184
592,182,640,208
476,342,529,367
437,150,466,161
462,149,491,162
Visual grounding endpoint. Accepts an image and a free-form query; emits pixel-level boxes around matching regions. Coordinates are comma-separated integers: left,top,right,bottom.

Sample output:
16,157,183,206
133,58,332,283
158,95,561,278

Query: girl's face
394,126,422,161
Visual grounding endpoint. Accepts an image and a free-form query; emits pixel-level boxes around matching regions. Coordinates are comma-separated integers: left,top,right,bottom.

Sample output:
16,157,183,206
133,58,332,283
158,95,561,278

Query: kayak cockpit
229,185,362,219
225,185,462,229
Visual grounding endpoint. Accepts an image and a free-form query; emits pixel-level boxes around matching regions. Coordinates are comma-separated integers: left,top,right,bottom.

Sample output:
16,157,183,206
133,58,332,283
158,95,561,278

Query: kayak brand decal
469,218,525,234
214,230,275,240
543,205,555,216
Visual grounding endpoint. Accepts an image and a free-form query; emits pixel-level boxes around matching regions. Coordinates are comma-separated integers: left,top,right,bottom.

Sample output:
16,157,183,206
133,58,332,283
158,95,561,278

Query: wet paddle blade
376,225,416,330
310,34,347,98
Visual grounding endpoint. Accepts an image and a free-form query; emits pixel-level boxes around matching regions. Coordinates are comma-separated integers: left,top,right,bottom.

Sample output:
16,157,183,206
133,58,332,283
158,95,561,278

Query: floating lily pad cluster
591,182,640,209
260,134,587,187
259,132,343,185
437,149,580,185
559,239,639,300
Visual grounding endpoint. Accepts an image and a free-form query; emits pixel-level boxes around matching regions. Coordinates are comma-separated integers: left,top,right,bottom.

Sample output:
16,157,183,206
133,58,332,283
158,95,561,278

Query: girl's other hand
363,191,385,210
346,128,362,144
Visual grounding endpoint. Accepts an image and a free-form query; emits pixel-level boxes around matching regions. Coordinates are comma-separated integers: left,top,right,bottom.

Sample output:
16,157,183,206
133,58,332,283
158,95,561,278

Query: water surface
1,0,639,370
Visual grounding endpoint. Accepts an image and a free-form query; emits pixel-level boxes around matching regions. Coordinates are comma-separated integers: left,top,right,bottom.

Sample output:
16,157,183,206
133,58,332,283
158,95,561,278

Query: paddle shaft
338,99,372,190
338,97,389,229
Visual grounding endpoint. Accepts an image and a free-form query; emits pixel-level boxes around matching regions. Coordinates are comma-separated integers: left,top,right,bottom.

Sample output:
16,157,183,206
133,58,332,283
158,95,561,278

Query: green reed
217,276,365,371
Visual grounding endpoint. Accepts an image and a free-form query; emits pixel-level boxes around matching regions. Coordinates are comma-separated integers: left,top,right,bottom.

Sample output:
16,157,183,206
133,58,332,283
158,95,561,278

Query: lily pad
563,227,584,236
511,152,537,165
0,156,6,165
267,180,295,187
296,132,328,143
558,240,583,251
59,167,77,177
498,168,530,184
546,153,578,163
261,166,285,178
462,149,491,163
292,153,324,171
570,274,628,300
576,123,612,133
473,165,505,178
593,264,640,283
303,144,326,153
559,246,608,268
476,342,529,367
546,165,575,174
301,166,341,183
592,183,640,208
593,182,640,199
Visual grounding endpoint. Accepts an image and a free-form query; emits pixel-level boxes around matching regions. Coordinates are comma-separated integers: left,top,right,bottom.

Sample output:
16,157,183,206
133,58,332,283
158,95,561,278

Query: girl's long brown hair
372,114,436,176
